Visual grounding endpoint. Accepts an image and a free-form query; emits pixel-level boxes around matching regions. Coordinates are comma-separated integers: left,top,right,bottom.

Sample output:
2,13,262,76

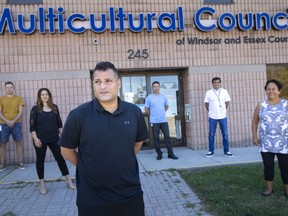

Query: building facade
1,0,288,164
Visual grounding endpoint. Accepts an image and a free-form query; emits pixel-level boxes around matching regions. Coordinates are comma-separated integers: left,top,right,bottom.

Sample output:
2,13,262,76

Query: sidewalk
0,146,262,216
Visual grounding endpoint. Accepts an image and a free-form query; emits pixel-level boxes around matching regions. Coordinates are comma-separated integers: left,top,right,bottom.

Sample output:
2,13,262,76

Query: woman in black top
30,88,75,195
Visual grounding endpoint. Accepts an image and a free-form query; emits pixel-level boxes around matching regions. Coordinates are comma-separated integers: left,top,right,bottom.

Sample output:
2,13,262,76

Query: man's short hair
5,81,14,87
152,81,160,86
212,77,221,83
90,61,118,80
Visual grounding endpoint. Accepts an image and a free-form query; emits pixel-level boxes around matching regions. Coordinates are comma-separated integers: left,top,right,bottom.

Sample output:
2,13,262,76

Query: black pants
261,152,288,184
34,140,69,179
151,122,173,155
78,192,145,216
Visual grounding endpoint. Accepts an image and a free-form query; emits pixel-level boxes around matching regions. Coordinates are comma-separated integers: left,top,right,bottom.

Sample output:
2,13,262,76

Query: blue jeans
151,122,173,155
1,123,23,143
208,117,229,154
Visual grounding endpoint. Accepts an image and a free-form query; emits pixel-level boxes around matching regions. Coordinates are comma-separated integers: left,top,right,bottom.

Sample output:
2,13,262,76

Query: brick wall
0,0,287,164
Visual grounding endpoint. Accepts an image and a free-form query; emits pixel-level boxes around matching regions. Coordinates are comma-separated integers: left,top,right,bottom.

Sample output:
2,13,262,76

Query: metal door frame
119,70,186,149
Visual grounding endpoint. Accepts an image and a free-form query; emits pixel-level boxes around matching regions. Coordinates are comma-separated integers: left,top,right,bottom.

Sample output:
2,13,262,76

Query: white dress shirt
204,88,231,119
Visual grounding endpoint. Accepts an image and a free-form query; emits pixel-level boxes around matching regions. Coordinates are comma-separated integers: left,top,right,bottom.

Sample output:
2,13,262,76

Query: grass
179,163,288,216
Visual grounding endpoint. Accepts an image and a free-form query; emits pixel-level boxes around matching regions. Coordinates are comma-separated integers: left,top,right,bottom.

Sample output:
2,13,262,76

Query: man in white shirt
204,77,233,157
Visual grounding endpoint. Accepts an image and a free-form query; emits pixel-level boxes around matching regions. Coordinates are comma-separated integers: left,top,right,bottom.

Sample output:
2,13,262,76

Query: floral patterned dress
258,99,288,154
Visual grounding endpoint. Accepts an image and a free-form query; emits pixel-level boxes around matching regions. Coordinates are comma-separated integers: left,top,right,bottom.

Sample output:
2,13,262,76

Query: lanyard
213,89,222,107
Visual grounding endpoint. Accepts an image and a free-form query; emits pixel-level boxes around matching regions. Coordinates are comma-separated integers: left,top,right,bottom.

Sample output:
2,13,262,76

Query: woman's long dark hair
36,88,57,113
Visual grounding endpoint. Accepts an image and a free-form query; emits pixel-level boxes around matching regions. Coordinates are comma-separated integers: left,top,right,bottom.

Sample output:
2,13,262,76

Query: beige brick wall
0,0,287,164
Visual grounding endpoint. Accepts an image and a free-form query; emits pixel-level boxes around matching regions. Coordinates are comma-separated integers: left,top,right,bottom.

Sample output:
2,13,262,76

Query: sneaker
0,166,6,172
205,152,214,157
225,152,234,157
18,163,26,170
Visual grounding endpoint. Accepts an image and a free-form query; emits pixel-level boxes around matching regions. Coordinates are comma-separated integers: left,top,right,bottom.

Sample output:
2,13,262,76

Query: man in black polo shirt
60,61,149,216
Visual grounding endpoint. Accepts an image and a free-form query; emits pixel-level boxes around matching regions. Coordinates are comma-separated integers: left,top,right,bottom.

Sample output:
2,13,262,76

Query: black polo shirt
59,97,149,208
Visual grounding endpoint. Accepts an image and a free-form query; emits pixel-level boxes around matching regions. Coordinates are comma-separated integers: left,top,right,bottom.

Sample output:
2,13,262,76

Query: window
7,0,42,4
204,0,233,4
267,64,288,99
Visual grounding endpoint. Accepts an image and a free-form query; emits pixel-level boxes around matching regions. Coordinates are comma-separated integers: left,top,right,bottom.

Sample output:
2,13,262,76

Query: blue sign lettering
194,7,216,31
67,13,86,33
128,14,145,32
218,13,236,31
237,13,253,31
255,12,271,30
18,13,36,34
0,8,15,34
90,13,106,33
0,6,287,35
272,12,288,30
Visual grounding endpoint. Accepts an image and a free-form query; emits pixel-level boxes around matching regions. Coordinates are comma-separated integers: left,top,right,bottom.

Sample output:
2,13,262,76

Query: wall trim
188,64,266,74
0,70,90,81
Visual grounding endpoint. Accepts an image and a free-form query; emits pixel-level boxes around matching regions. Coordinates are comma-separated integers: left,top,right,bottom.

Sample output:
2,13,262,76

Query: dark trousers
33,140,69,179
151,122,173,155
261,152,288,184
78,192,145,216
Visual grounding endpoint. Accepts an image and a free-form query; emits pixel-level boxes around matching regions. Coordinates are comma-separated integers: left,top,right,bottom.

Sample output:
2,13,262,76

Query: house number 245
127,49,149,59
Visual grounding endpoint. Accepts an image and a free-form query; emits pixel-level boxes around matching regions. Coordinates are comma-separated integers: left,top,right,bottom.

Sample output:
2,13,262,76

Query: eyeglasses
213,81,221,84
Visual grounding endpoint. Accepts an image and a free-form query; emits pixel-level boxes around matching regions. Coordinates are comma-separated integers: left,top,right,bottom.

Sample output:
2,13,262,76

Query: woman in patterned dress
252,79,288,197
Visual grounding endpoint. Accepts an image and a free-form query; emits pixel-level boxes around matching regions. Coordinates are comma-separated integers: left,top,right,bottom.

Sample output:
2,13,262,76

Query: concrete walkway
0,146,262,216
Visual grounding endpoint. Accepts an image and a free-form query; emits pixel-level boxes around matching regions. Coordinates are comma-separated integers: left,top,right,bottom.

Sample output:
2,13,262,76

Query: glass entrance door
121,76,147,112
119,73,184,149
149,75,182,147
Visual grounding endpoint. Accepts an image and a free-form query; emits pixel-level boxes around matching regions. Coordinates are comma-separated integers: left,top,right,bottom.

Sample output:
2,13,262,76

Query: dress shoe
157,154,162,160
168,154,178,160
